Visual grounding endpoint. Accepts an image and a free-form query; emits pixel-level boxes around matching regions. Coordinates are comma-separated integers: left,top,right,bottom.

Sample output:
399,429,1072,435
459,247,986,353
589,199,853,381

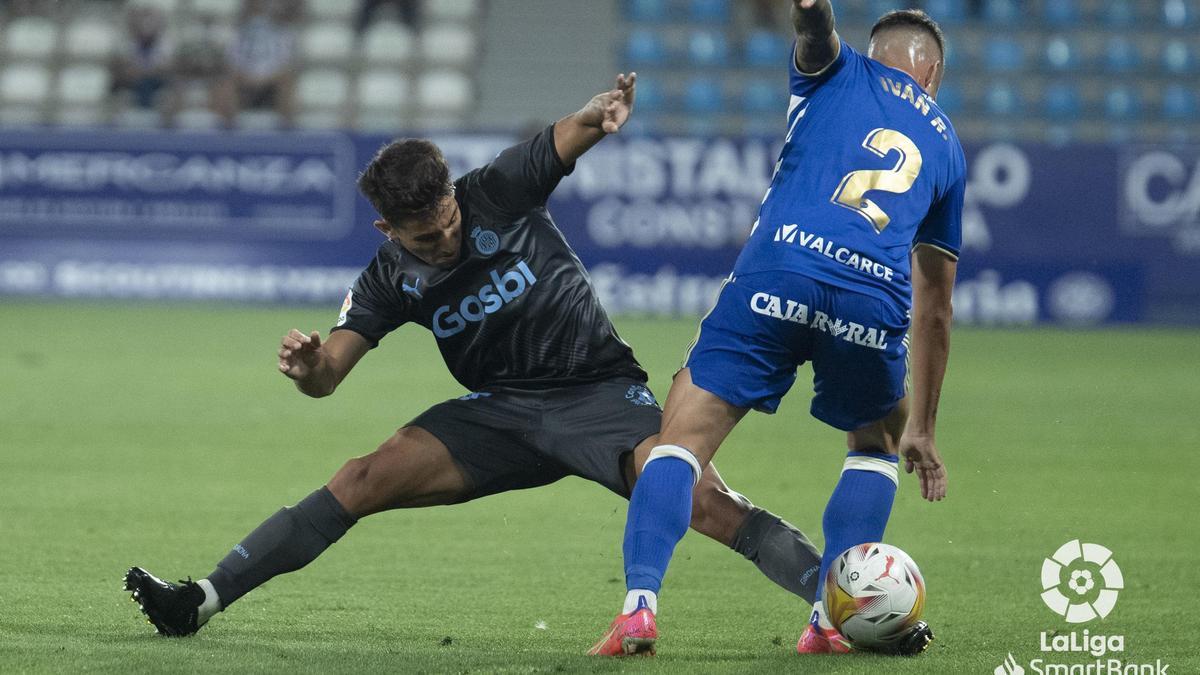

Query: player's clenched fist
278,329,323,380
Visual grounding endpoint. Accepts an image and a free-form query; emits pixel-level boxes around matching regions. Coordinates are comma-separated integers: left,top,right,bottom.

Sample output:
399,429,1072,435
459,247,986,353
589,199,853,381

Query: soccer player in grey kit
125,73,824,639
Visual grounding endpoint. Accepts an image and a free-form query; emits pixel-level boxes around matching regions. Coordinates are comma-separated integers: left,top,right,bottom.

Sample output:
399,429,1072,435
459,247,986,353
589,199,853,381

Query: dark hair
870,9,946,62
357,139,452,226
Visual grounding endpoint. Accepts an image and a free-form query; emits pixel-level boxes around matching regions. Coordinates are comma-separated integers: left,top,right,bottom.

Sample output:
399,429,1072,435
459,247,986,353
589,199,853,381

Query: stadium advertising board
0,130,1191,324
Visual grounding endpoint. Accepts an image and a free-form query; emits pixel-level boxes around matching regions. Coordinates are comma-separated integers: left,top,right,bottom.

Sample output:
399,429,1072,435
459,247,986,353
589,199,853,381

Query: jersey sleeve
914,161,966,260
330,255,409,348
789,38,856,99
475,124,574,217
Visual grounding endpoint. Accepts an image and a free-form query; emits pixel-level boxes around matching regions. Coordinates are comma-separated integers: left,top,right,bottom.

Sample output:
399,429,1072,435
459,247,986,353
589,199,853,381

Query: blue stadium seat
1044,35,1082,72
1162,84,1198,120
688,0,730,23
1162,0,1195,28
984,82,1021,117
983,37,1024,73
683,76,725,113
626,0,669,22
1104,86,1142,120
743,78,782,113
922,0,967,25
868,0,899,20
1043,0,1080,27
633,77,669,113
933,83,963,116
1102,0,1137,27
983,0,1020,25
687,29,730,67
625,29,668,65
745,29,790,68
1104,36,1141,73
1043,82,1082,120
1162,39,1196,74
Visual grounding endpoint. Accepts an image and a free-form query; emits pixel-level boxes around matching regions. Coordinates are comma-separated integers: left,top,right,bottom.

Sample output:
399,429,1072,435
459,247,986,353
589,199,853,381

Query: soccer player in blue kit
590,0,963,658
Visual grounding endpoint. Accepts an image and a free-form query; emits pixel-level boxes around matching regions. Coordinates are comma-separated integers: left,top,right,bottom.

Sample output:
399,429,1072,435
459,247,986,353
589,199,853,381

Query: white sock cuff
842,452,900,487
644,444,702,486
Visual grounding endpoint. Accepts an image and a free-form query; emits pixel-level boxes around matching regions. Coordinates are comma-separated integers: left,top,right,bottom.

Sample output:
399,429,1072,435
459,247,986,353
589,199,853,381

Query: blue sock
813,451,899,618
623,455,696,594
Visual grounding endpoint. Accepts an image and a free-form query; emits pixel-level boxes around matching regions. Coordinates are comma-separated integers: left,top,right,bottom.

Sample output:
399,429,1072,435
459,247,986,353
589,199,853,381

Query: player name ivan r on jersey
749,291,890,350
773,224,896,282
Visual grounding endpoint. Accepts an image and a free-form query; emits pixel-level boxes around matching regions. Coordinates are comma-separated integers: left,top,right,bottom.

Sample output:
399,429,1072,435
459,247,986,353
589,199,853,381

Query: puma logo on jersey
433,260,538,338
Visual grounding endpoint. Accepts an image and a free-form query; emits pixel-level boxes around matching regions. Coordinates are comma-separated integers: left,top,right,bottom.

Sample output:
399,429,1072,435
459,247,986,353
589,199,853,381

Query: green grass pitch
1,301,1197,673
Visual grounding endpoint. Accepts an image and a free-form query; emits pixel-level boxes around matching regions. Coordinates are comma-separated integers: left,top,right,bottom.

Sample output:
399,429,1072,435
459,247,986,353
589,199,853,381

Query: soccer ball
825,542,926,650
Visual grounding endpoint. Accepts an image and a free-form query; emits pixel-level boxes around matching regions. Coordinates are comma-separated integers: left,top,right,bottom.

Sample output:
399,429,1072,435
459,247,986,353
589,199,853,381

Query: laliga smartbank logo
1040,539,1122,623
989,540,1169,675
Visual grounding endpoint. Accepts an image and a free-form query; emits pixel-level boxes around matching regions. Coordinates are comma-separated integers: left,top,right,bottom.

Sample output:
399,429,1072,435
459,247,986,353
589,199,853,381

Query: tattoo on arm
791,0,839,74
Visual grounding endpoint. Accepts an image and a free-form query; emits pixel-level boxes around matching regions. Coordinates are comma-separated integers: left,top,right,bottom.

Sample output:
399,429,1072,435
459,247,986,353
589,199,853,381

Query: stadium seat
175,108,221,130
114,107,162,129
426,0,481,22
625,0,669,22
682,76,724,113
54,106,106,127
1161,84,1197,120
688,0,730,23
307,0,357,20
296,69,350,110
56,65,111,106
1104,86,1141,120
625,29,668,65
130,0,181,12
982,0,1020,26
4,18,59,59
1161,39,1196,74
921,0,967,26
0,64,51,105
301,25,356,64
420,23,478,66
745,29,790,68
743,78,781,114
1102,0,1137,28
686,29,730,67
417,70,472,112
236,110,283,131
362,22,415,65
189,0,239,20
933,83,964,116
1162,0,1195,28
296,110,343,130
983,81,1021,117
1043,0,1080,27
1042,82,1082,120
1103,36,1141,73
63,19,118,60
631,77,667,112
983,37,1024,73
1043,35,1082,72
358,70,410,110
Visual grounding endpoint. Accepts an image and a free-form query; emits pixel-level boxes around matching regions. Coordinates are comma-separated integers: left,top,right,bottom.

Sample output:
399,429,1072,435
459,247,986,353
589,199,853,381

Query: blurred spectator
165,14,230,126
355,0,420,33
110,6,175,111
215,0,302,127
749,0,780,28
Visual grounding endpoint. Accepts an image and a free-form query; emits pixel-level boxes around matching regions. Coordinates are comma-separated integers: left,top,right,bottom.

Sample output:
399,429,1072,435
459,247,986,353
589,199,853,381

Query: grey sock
207,486,357,608
731,507,822,605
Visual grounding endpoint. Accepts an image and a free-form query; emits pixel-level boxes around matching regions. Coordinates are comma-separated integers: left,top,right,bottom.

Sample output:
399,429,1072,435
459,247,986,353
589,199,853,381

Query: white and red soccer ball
825,542,926,650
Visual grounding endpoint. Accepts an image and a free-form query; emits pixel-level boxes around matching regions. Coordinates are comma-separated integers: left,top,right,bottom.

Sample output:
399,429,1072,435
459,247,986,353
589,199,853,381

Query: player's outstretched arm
552,72,636,166
792,0,840,74
900,245,956,502
277,329,370,398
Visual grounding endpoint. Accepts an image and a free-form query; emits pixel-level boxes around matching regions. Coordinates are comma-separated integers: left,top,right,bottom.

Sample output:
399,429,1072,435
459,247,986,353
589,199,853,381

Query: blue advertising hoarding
0,129,1195,325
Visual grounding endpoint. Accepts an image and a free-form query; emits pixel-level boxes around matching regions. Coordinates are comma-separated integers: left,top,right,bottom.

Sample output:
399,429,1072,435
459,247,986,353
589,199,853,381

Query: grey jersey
332,125,647,392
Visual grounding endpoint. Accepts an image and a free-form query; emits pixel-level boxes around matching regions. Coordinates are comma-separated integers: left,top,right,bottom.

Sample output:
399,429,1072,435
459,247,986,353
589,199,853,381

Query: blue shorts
685,271,909,431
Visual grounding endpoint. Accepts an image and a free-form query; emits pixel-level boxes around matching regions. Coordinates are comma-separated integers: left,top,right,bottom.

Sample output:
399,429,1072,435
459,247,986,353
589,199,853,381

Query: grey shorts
407,378,663,502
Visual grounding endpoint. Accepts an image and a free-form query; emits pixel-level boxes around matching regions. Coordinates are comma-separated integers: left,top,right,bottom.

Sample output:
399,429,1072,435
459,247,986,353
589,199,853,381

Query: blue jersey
734,40,967,310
